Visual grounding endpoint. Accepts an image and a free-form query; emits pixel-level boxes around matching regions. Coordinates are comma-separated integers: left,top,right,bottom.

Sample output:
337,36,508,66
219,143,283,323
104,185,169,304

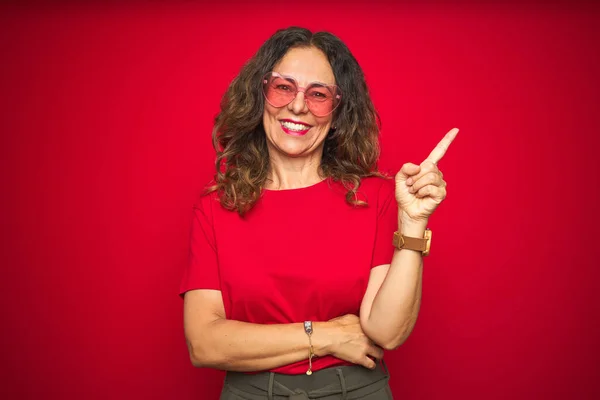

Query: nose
288,89,309,115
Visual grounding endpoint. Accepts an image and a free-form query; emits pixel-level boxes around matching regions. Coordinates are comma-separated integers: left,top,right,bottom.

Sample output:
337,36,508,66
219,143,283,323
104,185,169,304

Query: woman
180,26,457,399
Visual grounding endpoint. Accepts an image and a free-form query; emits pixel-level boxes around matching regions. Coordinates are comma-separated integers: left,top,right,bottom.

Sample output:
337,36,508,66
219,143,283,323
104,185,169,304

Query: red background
1,1,599,399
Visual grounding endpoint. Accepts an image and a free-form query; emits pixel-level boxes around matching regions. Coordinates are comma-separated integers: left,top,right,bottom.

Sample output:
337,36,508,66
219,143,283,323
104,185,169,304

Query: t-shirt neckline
262,178,329,193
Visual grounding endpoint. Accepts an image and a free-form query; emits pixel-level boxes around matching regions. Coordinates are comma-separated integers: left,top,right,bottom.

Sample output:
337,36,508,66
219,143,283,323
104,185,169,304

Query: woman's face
263,46,335,161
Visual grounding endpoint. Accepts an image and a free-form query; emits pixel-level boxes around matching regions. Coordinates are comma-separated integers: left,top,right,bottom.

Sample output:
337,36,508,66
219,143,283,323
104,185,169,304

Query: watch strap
393,229,432,256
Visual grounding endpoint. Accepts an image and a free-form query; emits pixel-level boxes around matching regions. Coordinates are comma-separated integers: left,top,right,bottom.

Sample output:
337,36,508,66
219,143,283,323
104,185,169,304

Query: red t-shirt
179,176,398,374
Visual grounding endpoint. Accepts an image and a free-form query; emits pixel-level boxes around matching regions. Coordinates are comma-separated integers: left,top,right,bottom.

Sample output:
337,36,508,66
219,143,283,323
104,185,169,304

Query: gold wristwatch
392,228,432,256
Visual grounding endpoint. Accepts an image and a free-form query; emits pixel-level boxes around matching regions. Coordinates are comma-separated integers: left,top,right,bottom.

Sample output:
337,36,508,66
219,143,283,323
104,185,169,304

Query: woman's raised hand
395,128,459,224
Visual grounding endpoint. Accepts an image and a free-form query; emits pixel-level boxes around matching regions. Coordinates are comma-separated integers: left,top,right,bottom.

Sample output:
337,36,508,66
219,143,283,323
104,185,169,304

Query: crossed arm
182,203,417,371
183,240,423,372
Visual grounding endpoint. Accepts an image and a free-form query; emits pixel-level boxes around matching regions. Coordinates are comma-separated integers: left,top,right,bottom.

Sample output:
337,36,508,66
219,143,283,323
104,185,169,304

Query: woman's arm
360,129,457,350
184,289,384,371
359,216,425,350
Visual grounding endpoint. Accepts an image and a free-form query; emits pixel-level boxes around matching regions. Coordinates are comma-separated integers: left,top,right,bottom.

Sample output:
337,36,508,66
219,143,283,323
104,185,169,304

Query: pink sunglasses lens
263,75,297,107
304,85,339,116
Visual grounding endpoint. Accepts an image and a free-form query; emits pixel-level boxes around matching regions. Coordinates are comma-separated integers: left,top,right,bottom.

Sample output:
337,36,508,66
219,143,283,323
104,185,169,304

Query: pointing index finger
426,128,459,164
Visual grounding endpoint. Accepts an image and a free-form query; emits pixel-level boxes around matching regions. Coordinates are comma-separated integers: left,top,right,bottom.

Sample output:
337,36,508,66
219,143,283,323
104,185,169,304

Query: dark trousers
220,361,393,399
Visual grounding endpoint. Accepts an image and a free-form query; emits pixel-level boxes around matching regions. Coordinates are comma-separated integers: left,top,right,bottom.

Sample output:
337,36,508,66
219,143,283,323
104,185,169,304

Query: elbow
382,321,416,350
187,340,221,368
189,352,208,368
188,341,207,368
362,318,415,351
380,333,409,351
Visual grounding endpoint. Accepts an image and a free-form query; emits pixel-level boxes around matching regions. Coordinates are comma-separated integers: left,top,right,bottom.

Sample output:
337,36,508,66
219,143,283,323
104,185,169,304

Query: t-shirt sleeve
371,179,398,268
179,196,220,297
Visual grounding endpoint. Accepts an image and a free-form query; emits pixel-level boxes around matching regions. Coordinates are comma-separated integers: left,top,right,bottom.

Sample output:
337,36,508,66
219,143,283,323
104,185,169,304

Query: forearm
362,213,426,350
189,319,330,372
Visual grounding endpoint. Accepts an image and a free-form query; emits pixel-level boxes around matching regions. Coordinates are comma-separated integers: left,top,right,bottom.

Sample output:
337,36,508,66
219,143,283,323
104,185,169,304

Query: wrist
399,211,428,236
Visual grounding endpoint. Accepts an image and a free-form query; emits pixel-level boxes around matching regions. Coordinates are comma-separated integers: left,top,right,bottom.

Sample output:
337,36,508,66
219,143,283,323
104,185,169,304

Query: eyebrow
275,72,334,87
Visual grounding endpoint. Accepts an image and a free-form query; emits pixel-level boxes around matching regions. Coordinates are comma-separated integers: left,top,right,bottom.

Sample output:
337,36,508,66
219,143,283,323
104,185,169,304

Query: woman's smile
279,119,312,136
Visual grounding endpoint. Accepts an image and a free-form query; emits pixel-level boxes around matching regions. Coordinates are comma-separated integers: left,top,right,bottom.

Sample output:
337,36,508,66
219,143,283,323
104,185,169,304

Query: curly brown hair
209,27,384,215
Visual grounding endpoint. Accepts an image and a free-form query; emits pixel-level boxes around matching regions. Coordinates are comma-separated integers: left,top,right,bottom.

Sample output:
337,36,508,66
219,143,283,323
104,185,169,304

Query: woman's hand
318,314,384,370
395,128,458,224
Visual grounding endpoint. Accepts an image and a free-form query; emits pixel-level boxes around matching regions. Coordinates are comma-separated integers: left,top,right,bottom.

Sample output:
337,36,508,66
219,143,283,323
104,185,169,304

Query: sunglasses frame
261,71,342,117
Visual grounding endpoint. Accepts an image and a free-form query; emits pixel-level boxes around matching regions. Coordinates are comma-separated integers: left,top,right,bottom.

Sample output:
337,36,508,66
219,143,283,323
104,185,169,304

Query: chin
268,137,317,158
265,125,326,159
274,145,311,158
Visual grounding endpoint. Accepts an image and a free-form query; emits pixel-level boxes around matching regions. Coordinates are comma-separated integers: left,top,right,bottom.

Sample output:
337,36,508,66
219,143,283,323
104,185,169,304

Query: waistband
223,360,390,400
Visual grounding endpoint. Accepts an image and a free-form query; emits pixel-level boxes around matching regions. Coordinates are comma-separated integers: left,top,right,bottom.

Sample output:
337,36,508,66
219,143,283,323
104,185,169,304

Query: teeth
281,121,309,131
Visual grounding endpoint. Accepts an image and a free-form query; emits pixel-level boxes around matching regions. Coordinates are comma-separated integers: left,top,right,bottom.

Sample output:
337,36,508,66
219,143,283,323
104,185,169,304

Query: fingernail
406,178,412,185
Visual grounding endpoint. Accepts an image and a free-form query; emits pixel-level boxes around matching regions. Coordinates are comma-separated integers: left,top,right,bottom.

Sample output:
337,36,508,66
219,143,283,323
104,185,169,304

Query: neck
265,149,325,190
